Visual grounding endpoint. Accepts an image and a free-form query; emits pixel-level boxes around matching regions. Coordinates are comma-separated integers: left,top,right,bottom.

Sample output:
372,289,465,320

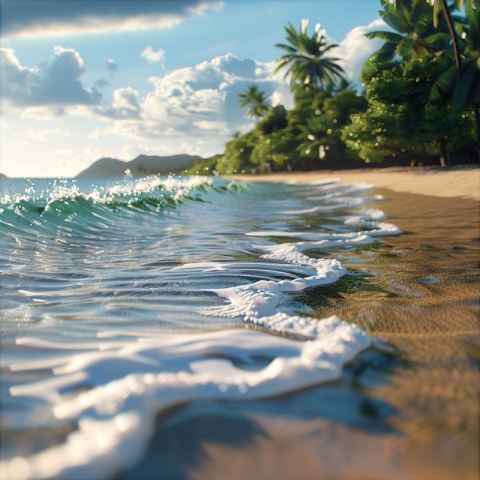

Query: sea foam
0,177,400,480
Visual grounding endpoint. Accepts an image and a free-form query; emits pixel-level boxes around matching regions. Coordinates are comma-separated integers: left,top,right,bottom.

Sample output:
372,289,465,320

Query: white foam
1,178,401,480
282,194,386,214
340,208,387,221
304,177,343,186
246,230,370,240
2,323,369,480
191,258,345,321
2,175,212,209
245,223,400,240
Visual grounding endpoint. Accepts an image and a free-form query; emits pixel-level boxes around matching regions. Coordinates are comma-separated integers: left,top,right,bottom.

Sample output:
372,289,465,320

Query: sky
0,0,388,178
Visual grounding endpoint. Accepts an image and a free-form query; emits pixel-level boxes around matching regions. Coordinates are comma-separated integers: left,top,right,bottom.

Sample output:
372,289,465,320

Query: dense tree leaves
342,57,476,163
364,0,454,68
296,89,367,165
189,3,475,176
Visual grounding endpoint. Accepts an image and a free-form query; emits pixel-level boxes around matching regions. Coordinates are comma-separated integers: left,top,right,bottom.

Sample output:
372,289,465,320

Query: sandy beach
228,165,480,201
121,177,480,480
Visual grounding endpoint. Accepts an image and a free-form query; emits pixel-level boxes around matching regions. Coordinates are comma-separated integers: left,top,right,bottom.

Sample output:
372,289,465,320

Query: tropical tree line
187,0,479,175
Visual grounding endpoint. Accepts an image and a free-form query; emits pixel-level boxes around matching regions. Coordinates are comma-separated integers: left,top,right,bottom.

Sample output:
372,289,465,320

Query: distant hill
76,154,201,178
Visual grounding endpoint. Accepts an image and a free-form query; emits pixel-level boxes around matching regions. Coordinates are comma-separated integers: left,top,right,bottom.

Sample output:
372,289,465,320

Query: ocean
0,174,401,479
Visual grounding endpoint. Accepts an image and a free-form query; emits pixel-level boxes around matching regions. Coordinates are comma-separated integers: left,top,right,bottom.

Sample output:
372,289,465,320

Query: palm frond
451,64,475,110
365,31,404,43
430,65,458,100
274,20,345,89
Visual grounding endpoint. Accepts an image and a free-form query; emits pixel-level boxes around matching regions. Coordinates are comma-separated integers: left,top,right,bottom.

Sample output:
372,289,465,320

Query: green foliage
296,89,367,162
275,19,345,89
250,129,298,171
429,0,475,27
214,133,257,174
432,1,480,116
256,104,289,134
185,155,220,175
364,0,453,68
237,84,270,119
342,57,476,163
197,5,475,176
460,0,480,67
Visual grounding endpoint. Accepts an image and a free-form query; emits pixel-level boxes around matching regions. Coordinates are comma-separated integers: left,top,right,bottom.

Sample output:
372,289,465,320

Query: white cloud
67,106,96,118
90,53,293,142
0,46,101,109
2,1,224,38
94,87,141,120
141,47,166,65
106,59,118,72
20,106,66,120
23,128,70,142
47,148,74,157
257,60,294,109
192,120,229,132
335,19,388,86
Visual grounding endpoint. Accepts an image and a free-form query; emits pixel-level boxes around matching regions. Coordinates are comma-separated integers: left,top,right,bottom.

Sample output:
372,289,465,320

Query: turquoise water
0,175,399,479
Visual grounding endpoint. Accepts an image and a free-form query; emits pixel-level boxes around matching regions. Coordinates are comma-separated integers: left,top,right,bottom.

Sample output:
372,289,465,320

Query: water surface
0,175,399,479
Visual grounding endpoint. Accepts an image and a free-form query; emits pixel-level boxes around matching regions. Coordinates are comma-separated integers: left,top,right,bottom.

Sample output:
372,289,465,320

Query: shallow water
0,175,400,479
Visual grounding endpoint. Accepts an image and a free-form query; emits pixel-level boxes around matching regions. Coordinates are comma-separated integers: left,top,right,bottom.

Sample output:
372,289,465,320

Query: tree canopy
186,1,477,176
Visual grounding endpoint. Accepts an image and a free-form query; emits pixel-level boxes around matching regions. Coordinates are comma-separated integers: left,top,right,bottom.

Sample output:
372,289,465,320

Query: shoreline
227,165,480,201
121,188,480,480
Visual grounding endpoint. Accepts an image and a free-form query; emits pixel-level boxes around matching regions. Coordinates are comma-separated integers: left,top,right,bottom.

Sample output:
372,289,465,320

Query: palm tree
430,0,480,151
428,0,474,71
459,0,480,64
431,1,479,106
390,0,473,71
275,19,345,89
237,84,270,119
364,0,453,67
230,130,242,139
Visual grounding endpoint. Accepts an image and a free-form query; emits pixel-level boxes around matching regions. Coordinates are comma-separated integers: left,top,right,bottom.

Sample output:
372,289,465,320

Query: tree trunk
420,141,427,164
440,0,462,72
474,103,480,151
303,159,312,171
439,142,451,167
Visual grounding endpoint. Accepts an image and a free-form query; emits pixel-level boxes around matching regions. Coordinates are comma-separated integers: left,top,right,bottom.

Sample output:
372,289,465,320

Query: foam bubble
2,324,369,480
0,178,401,480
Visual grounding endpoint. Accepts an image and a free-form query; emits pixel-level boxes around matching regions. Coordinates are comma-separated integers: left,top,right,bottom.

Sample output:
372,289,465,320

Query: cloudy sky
0,0,386,177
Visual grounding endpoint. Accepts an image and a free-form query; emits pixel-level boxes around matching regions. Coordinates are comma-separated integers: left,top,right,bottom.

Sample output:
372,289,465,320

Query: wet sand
121,189,480,480
228,165,480,201
309,190,480,480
